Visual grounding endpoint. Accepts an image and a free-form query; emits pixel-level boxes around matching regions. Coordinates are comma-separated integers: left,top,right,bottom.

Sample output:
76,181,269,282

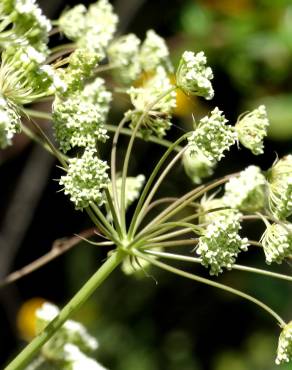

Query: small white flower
260,222,292,264
223,165,266,212
197,211,248,275
236,105,269,155
126,66,176,138
176,50,214,100
64,344,107,370
188,107,237,163
59,149,110,210
0,96,21,148
276,321,292,365
108,34,141,84
139,29,173,72
267,155,292,220
182,147,215,184
59,4,87,41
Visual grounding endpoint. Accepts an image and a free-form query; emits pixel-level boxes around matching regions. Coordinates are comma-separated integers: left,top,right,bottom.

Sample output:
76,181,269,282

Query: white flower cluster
59,0,118,55
276,321,292,365
59,149,109,210
197,211,248,275
53,97,108,153
139,29,173,72
182,147,215,184
126,66,176,138
223,165,266,212
0,95,21,148
260,222,292,264
107,29,172,85
267,155,292,220
188,107,237,163
108,34,141,84
0,0,51,53
176,51,214,100
235,105,269,155
56,48,101,95
59,5,87,41
25,302,107,370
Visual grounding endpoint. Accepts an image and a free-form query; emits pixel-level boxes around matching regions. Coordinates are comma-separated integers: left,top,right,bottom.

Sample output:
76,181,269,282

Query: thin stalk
144,250,292,282
110,115,129,226
4,251,125,370
142,173,237,235
132,250,286,328
129,135,188,237
148,228,194,243
144,197,200,218
85,208,116,243
24,109,52,121
142,239,197,249
106,124,183,152
120,86,177,232
104,188,123,238
89,203,120,242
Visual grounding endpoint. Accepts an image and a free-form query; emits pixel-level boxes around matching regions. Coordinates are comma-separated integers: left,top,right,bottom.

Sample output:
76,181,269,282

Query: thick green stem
5,250,125,370
133,250,286,328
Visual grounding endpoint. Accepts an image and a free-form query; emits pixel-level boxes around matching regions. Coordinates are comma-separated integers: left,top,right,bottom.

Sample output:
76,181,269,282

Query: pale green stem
144,250,292,283
85,208,117,243
24,109,52,121
4,250,125,370
144,197,200,218
120,86,177,232
89,203,120,242
129,135,188,237
132,250,286,328
104,188,123,239
142,239,197,249
148,228,194,243
106,124,182,152
142,173,237,235
110,115,129,227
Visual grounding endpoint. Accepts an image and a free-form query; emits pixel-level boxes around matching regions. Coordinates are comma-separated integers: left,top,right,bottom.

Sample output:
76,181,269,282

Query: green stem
142,173,237,235
4,250,125,370
110,115,129,227
104,188,123,239
144,250,292,282
24,109,52,121
128,134,188,238
106,124,182,152
133,250,286,328
120,86,177,232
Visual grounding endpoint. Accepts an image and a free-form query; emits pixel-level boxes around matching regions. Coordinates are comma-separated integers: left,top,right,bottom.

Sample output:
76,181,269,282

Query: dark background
0,1,291,369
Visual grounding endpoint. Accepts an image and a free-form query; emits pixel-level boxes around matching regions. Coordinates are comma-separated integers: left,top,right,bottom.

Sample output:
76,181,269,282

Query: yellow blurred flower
17,297,47,340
